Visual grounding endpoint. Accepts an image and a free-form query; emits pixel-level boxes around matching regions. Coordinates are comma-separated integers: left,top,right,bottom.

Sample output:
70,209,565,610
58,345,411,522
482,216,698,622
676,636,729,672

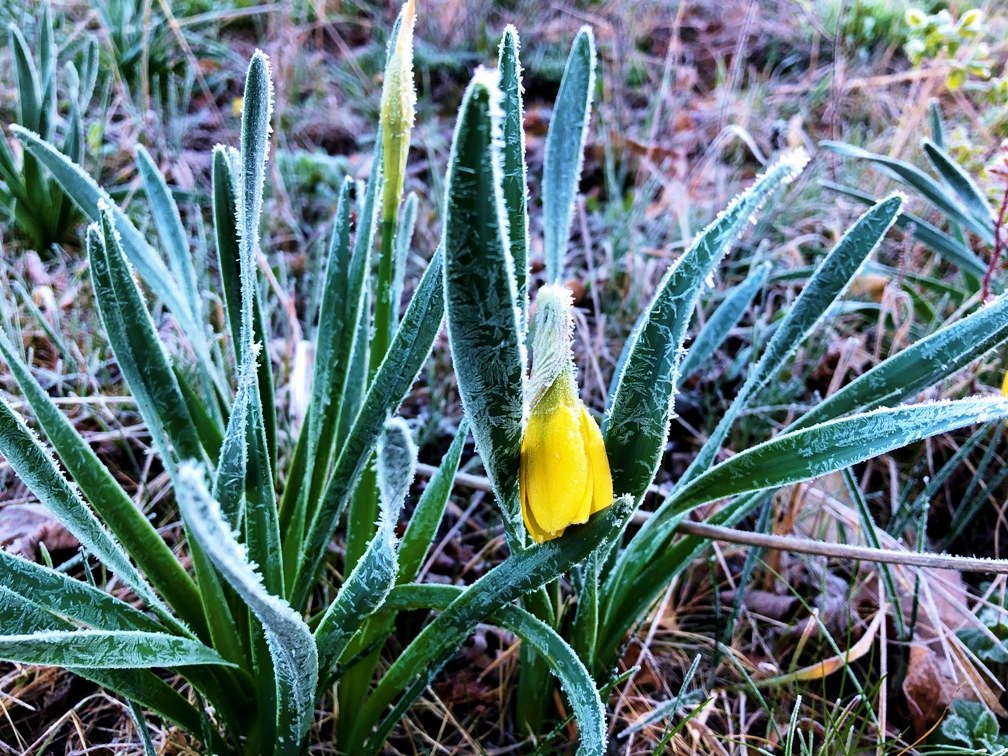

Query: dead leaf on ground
0,504,78,559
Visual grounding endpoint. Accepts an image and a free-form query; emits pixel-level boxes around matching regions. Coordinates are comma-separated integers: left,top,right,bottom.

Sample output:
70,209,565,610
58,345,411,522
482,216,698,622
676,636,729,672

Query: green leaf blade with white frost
11,125,199,339
0,398,167,619
669,398,1008,517
542,26,595,283
292,247,444,609
177,465,317,754
793,292,1008,431
135,144,200,323
315,417,416,681
680,261,770,380
398,418,469,582
0,629,232,669
355,494,635,752
384,584,606,756
609,193,903,602
0,586,215,748
497,25,530,324
0,332,204,629
604,151,809,501
443,69,526,549
821,140,993,244
0,549,164,633
88,216,205,468
822,180,986,282
921,139,994,233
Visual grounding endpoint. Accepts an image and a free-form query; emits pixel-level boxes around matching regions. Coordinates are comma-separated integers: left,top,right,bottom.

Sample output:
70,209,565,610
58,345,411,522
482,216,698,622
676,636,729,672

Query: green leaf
354,495,635,752
11,125,201,342
398,418,469,582
921,139,994,233
88,214,205,468
0,397,167,622
542,27,595,283
0,629,232,669
391,191,418,326
384,584,606,756
672,399,1008,516
443,69,525,549
680,261,770,380
176,464,317,754
822,140,994,244
0,585,215,748
0,331,204,630
292,247,444,608
135,144,201,325
680,194,903,486
605,151,809,500
0,548,164,633
314,417,416,681
793,291,1008,431
497,25,530,325
823,180,986,282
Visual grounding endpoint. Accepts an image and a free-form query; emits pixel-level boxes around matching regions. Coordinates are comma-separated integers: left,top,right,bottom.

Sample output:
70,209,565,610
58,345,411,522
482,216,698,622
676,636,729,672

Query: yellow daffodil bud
380,0,417,223
520,284,613,543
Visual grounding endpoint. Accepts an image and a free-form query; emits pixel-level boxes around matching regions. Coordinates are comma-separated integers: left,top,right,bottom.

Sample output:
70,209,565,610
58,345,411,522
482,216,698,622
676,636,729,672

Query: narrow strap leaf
11,125,202,343
920,139,995,233
292,247,444,609
679,262,770,380
135,144,201,326
604,150,808,500
385,584,606,755
443,69,526,550
0,397,168,621
822,140,994,244
177,464,318,754
88,215,205,467
398,417,469,582
0,548,164,633
669,399,1008,516
314,418,415,680
0,629,232,669
355,494,635,751
608,194,903,602
542,26,595,283
497,25,530,326
0,331,204,629
0,586,215,748
793,292,1008,431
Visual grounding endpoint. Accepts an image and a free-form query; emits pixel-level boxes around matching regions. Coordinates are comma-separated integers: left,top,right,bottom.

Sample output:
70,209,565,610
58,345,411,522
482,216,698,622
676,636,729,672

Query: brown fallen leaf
0,504,78,559
902,643,958,739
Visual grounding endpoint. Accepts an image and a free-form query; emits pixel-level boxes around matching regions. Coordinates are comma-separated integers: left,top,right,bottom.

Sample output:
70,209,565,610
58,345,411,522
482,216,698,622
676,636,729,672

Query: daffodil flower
520,285,613,543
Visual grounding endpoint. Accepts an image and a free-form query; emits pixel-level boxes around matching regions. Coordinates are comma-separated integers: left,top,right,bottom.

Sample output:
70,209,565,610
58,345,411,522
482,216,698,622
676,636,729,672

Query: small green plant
4,6,1008,755
0,2,97,251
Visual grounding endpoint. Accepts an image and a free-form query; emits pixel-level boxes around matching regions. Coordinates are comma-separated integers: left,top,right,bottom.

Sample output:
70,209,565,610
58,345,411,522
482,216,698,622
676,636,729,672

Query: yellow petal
519,400,591,542
580,405,613,515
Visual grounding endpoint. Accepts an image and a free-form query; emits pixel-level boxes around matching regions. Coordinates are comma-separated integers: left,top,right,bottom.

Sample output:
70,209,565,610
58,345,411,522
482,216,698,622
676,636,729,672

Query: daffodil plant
4,8,1008,756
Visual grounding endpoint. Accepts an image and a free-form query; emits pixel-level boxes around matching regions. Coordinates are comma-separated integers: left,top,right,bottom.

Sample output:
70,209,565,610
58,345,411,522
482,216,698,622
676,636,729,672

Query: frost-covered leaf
176,465,317,753
605,150,808,500
542,27,595,283
314,417,416,680
443,68,526,549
